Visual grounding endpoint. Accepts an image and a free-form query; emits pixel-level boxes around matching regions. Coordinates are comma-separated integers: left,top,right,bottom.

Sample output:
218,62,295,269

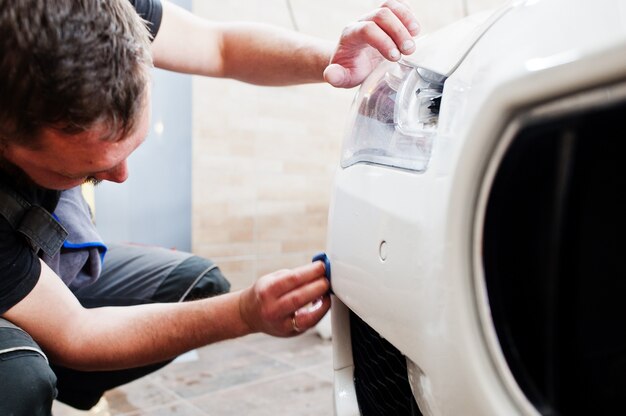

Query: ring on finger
291,311,302,333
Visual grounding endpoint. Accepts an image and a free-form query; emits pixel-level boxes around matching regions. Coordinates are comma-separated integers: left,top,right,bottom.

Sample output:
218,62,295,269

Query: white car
327,0,626,415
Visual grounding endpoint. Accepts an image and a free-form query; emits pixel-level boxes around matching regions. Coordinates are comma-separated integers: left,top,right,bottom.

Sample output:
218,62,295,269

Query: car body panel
403,3,514,77
328,0,626,414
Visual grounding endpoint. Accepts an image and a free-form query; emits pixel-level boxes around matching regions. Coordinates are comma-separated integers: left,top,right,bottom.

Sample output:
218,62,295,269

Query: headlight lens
341,61,445,172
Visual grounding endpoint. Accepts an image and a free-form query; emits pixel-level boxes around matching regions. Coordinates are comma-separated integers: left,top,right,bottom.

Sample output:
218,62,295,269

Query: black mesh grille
350,311,422,416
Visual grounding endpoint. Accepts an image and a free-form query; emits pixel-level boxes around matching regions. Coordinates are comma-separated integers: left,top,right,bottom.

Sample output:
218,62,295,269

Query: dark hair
0,0,152,147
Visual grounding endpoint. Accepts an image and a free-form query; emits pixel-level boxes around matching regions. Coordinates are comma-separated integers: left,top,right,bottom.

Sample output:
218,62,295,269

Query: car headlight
341,61,445,172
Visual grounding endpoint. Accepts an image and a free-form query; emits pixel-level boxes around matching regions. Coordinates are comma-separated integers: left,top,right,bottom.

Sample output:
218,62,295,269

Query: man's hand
238,261,331,337
324,0,420,88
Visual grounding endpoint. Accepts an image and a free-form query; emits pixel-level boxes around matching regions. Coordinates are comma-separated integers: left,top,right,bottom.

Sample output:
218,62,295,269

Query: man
0,0,419,414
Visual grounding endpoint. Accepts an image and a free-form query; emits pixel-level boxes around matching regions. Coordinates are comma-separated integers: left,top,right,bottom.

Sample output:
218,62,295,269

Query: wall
191,0,507,289
95,0,193,251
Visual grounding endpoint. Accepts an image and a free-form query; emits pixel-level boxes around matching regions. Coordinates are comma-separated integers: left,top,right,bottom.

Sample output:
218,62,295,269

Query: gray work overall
0,185,230,414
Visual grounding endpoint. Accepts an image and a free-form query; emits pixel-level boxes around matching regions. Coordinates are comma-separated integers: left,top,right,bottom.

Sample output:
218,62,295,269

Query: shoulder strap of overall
0,184,68,257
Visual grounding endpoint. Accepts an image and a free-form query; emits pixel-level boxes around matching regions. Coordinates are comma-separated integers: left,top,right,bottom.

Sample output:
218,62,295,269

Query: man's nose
94,160,129,183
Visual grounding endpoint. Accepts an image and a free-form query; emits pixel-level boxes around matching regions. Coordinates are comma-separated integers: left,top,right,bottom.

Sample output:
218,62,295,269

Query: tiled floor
53,331,333,416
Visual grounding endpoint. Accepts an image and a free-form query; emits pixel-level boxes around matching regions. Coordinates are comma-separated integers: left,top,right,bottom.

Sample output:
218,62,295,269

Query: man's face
2,100,150,190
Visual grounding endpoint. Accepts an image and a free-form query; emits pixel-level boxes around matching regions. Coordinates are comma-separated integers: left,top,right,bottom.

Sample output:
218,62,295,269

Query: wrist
236,289,256,334
317,41,335,82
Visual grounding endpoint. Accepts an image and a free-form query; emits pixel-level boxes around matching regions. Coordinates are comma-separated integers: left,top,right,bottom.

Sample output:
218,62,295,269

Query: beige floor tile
191,372,333,416
149,340,295,399
103,379,179,415
120,401,206,416
52,398,111,416
54,332,333,416
304,363,334,384
242,332,332,369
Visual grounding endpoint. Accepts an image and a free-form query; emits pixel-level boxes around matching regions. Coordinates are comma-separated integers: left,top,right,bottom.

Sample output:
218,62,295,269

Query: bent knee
152,256,231,303
0,348,57,415
183,262,231,301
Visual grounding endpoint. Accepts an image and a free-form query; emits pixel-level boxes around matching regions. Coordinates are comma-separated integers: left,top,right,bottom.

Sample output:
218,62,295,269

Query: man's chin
0,158,94,190
83,177,102,187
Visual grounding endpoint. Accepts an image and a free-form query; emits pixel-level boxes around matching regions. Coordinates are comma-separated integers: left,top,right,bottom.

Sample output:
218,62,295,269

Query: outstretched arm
151,0,419,88
2,259,329,371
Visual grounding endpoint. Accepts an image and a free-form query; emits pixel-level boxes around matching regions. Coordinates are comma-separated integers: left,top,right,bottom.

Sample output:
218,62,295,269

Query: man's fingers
382,0,421,37
349,0,421,63
277,276,330,314
289,295,331,334
360,7,416,56
349,20,403,62
259,261,326,299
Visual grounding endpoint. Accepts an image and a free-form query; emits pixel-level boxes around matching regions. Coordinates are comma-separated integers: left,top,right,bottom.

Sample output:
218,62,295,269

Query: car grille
482,86,626,415
350,311,422,416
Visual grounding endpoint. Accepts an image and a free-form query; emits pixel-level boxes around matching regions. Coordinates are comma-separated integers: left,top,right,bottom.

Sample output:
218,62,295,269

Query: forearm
152,1,333,86
3,261,252,371
52,291,251,371
219,23,333,86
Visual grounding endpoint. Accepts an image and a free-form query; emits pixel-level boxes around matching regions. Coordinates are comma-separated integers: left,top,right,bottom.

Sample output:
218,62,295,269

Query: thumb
323,63,350,88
